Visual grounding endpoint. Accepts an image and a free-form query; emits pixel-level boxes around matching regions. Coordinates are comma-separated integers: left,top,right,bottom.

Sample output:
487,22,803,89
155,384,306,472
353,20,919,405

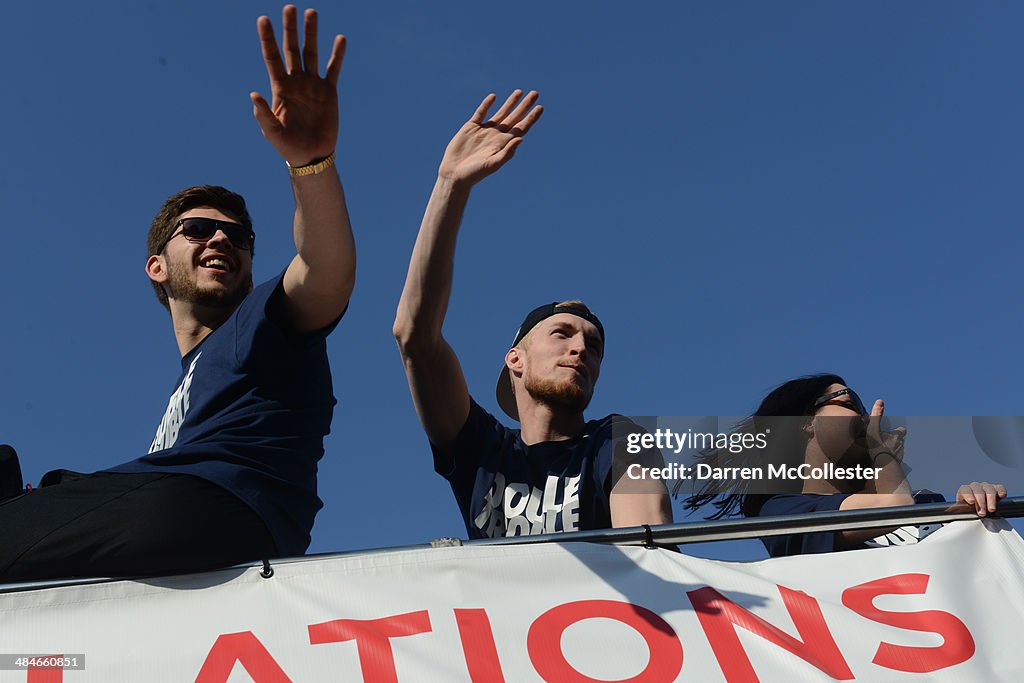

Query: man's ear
801,417,815,437
506,347,524,375
146,254,167,285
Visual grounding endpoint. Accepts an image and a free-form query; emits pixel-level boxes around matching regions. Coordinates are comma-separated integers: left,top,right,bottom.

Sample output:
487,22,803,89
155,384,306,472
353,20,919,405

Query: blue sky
1,2,1021,560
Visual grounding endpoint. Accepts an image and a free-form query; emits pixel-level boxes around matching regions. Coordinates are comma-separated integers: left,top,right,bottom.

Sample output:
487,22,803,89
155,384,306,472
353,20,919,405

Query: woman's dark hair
678,373,847,519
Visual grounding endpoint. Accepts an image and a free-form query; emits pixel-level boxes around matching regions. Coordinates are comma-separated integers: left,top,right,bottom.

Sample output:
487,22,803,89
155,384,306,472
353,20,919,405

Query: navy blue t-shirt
107,274,338,556
757,492,944,557
433,399,646,539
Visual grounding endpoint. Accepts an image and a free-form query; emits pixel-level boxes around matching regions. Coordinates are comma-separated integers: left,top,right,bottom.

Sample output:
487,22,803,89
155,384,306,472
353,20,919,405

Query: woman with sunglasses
680,374,1006,557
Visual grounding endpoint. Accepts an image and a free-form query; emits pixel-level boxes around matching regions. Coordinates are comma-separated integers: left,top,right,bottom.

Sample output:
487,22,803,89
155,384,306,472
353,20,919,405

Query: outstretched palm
252,5,345,167
439,90,544,186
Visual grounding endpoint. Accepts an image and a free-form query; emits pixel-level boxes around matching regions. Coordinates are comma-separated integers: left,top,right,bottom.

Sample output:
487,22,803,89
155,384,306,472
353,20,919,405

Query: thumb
250,92,283,139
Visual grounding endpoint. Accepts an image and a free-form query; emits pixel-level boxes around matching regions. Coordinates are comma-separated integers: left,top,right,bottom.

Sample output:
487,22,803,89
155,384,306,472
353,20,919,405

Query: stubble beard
165,259,250,310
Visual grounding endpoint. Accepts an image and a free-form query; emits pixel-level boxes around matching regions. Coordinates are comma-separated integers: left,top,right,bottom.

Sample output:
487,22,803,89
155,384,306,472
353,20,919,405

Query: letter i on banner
455,609,506,682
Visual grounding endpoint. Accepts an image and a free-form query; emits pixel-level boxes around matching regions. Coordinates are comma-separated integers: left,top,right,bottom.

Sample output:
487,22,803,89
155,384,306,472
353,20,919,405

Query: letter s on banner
308,610,432,683
688,584,854,683
195,631,292,683
527,599,683,682
841,573,975,673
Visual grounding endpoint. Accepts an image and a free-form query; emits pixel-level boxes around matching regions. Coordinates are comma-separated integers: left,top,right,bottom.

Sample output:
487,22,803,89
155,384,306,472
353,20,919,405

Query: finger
250,92,283,139
956,485,980,515
257,16,287,83
302,8,319,75
489,89,523,124
282,5,302,74
469,94,497,124
969,483,988,516
511,104,544,135
979,481,999,513
501,90,539,127
870,399,884,417
996,483,1008,499
493,137,524,165
324,34,346,88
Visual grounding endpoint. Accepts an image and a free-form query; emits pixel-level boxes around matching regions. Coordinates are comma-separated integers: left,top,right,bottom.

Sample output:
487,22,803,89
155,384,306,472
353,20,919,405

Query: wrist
435,173,473,196
870,450,903,466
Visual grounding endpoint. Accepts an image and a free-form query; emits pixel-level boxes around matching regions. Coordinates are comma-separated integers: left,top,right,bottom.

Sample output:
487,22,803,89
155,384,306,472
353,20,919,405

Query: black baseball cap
495,302,605,420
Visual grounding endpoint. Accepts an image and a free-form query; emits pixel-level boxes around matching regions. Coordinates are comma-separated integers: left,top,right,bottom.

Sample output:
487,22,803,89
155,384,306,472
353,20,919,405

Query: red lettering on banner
527,599,683,682
455,608,506,682
841,573,975,673
26,656,62,683
688,585,854,683
195,631,292,682
308,610,432,683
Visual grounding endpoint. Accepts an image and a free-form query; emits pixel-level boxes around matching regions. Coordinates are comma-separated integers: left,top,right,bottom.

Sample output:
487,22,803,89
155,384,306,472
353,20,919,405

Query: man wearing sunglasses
0,6,354,581
394,91,671,540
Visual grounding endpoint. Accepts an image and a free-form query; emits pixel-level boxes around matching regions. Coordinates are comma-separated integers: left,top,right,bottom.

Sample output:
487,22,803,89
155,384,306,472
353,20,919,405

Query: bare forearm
394,176,472,348
280,165,356,332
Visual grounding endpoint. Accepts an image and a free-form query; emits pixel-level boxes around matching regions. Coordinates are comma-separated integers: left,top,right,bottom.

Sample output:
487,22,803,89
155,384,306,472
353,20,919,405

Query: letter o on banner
527,600,683,682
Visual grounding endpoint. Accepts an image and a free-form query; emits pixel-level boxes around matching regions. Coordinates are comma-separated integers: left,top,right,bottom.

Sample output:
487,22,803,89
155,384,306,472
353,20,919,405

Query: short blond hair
517,300,592,349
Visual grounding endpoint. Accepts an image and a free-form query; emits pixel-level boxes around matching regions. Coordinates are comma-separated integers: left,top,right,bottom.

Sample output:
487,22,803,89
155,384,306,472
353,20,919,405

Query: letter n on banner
308,610,432,683
688,585,854,682
841,573,975,673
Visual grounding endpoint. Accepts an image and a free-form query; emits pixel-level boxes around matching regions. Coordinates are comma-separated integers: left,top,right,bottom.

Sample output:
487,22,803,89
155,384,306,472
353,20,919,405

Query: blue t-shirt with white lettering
107,274,338,556
433,399,644,539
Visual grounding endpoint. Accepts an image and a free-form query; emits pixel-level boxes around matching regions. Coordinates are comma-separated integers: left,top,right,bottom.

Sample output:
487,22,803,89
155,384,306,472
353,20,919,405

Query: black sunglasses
160,217,255,253
812,388,868,416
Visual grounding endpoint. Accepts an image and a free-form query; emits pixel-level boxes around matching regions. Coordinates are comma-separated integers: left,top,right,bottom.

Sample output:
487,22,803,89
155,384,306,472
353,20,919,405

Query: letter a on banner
195,631,292,682
688,585,854,682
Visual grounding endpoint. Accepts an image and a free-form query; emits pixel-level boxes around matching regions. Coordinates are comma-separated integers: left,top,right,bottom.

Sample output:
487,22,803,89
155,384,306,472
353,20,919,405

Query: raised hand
865,399,906,465
438,90,543,186
251,5,345,167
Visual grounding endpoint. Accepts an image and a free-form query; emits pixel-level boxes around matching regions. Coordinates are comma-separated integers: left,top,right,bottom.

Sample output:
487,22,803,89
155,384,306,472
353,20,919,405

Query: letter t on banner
308,610,432,683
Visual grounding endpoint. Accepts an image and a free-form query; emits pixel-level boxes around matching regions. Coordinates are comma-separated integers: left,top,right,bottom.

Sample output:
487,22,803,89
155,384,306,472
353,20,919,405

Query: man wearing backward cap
394,90,671,539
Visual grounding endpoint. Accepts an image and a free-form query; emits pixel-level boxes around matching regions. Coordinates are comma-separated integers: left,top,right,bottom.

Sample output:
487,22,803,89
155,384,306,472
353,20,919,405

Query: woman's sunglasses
812,388,868,416
159,217,256,253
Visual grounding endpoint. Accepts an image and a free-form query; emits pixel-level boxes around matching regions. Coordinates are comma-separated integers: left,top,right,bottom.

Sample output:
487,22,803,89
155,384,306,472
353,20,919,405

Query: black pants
0,471,276,582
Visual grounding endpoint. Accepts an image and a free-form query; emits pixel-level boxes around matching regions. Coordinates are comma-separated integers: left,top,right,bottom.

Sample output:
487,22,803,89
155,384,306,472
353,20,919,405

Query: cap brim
495,365,519,421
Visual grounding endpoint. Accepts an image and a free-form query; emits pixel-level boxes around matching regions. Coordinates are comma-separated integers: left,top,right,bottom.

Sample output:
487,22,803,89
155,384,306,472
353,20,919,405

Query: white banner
1,520,1023,682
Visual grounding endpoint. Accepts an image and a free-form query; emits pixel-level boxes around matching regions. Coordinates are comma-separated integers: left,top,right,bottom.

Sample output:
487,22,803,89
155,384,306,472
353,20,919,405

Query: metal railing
3,497,1022,594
